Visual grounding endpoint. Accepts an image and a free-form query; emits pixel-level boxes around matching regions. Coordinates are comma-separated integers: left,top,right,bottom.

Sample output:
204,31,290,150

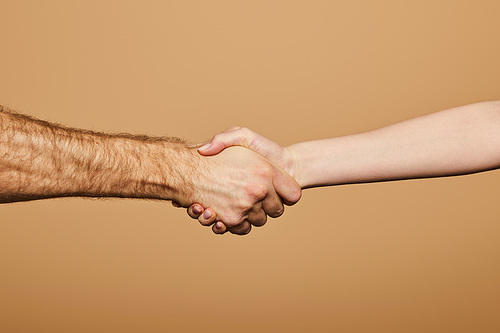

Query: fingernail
193,205,202,215
198,143,210,151
215,222,221,229
203,210,211,219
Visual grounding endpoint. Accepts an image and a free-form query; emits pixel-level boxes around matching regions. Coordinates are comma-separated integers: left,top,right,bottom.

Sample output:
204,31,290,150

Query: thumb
197,132,245,156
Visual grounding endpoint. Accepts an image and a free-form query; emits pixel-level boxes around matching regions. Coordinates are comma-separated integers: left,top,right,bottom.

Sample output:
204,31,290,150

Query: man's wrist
142,141,200,204
99,137,198,203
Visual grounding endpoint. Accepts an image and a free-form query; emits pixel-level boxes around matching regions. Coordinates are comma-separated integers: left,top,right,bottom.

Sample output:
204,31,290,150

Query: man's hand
178,146,301,235
182,127,304,234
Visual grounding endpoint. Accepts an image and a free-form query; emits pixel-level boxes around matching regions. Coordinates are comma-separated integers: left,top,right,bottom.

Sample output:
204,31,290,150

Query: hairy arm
0,105,194,203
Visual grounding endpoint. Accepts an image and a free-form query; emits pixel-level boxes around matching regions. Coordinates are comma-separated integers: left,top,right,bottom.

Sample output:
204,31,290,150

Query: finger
246,207,268,227
262,193,285,218
171,201,181,207
212,221,228,235
187,204,204,219
272,168,302,206
227,221,252,235
198,208,217,226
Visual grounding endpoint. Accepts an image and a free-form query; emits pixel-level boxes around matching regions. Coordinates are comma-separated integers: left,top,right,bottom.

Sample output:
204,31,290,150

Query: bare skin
189,101,500,233
0,105,301,235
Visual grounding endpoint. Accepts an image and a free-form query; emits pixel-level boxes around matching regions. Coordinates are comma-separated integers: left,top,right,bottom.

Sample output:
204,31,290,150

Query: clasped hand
174,127,302,235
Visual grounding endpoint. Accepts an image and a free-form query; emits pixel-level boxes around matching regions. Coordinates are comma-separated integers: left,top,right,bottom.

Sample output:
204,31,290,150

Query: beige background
1,1,500,332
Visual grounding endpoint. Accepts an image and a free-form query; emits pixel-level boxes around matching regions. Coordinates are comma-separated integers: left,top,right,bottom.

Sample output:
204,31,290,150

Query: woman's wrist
283,145,305,188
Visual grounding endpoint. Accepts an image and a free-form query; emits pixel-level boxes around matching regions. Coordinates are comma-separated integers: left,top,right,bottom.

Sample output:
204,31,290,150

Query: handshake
2,101,497,230
172,127,303,236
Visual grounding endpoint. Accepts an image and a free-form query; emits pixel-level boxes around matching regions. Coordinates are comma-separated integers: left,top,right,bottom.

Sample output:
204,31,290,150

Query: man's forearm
0,106,195,203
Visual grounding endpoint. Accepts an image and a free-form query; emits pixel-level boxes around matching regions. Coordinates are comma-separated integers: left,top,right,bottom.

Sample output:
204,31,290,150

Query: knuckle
241,228,251,235
239,127,255,145
231,227,251,235
212,133,223,142
247,183,268,201
221,213,244,228
253,164,273,179
261,163,273,175
239,127,256,137
235,197,253,211
252,216,267,227
272,206,284,218
226,126,242,132
288,187,302,204
240,127,252,136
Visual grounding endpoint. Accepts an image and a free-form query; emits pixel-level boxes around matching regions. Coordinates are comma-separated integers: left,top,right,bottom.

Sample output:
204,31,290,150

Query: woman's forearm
290,101,500,188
